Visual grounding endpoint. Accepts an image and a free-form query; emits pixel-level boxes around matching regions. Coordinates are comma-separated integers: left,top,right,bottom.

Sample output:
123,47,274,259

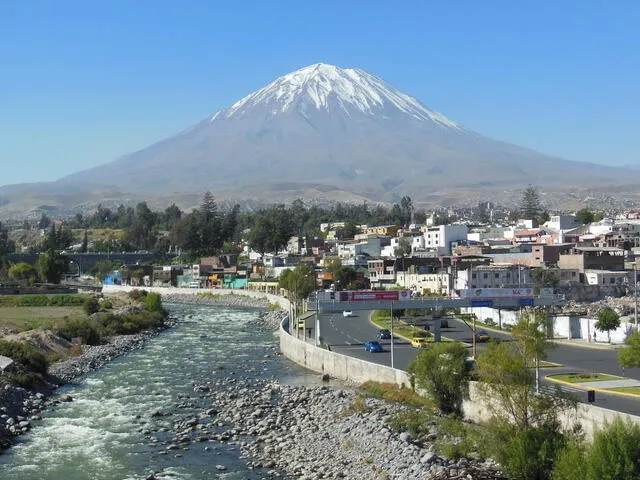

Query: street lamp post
315,289,320,347
390,300,395,369
634,264,638,328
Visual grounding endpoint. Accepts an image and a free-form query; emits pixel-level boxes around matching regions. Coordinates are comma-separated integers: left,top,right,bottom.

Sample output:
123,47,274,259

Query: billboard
338,290,412,302
460,288,534,299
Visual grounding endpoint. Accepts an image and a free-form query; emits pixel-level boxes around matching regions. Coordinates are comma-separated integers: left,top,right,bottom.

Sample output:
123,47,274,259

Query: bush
6,372,43,388
552,437,587,480
58,317,101,345
496,426,564,480
360,381,431,407
407,342,470,415
143,292,164,312
388,409,433,437
97,311,165,337
587,417,640,479
0,340,48,374
101,299,113,310
128,289,147,301
83,296,100,315
17,294,85,307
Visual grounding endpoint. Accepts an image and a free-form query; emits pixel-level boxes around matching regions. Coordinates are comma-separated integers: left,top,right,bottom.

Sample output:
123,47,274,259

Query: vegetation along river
0,303,309,479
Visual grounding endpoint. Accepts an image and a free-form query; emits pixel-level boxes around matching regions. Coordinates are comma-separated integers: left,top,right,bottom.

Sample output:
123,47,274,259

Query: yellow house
364,225,401,236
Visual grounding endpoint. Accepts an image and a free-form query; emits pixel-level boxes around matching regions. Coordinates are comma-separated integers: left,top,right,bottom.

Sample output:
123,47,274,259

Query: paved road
316,309,640,416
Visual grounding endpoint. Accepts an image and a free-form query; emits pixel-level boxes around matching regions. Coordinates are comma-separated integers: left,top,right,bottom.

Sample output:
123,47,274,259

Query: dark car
377,329,391,339
364,340,384,352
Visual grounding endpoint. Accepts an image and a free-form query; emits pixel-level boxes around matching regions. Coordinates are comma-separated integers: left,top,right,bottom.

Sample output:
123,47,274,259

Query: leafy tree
38,213,51,229
575,209,595,225
127,201,157,250
408,342,469,415
335,221,359,240
476,309,573,431
538,211,551,225
8,263,38,285
278,265,316,303
37,250,68,284
595,307,620,344
199,191,222,256
0,220,14,262
400,195,413,226
532,268,560,289
80,230,89,253
333,265,358,290
394,237,412,259
521,185,542,221
246,215,277,258
618,330,640,368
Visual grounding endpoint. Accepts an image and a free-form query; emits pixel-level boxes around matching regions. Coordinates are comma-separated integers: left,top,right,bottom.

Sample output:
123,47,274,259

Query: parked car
411,337,429,348
377,329,391,339
475,330,490,342
439,317,449,328
343,310,353,317
364,340,383,352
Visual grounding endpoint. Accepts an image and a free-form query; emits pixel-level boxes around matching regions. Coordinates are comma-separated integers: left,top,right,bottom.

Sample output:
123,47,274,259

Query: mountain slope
59,63,633,197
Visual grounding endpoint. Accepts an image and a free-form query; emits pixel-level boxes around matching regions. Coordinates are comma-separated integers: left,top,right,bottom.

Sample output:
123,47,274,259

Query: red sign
348,291,400,301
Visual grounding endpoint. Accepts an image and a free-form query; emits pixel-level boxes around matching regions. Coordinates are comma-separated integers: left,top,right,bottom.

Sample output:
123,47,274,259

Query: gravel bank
1,295,282,452
145,375,505,480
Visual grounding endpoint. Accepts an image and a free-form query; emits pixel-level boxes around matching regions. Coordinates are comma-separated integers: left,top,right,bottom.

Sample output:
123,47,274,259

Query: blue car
364,340,383,352
377,329,391,339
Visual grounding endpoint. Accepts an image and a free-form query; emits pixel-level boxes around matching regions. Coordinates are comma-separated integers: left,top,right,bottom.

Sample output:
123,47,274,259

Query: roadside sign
471,299,493,307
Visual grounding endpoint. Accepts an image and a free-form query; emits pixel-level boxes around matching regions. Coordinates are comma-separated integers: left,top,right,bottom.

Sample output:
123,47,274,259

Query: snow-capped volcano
59,63,627,199
212,63,459,129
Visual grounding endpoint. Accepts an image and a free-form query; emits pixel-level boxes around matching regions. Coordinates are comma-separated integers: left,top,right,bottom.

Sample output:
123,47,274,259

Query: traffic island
547,372,640,398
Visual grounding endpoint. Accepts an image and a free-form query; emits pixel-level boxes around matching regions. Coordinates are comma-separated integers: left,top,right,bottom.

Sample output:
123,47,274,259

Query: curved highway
316,308,640,416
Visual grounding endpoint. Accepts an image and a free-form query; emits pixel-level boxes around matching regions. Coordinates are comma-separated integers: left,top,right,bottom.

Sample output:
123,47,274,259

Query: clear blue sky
1,1,638,186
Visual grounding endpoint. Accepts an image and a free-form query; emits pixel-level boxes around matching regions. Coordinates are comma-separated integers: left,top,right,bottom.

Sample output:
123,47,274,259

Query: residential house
367,259,396,289
420,224,469,255
453,264,532,290
558,246,626,273
364,225,401,236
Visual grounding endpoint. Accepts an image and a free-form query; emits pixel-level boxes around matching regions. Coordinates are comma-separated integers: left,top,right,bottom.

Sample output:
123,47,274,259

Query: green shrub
388,409,433,437
143,292,163,312
83,296,100,315
101,300,113,310
498,426,564,480
17,294,85,307
552,437,587,480
97,311,165,337
128,289,147,301
58,317,101,345
360,381,431,407
6,372,43,388
407,342,470,415
587,417,640,479
0,340,48,374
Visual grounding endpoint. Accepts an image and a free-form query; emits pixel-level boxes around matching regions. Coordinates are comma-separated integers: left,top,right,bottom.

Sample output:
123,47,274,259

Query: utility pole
315,289,320,347
635,264,638,329
390,300,395,369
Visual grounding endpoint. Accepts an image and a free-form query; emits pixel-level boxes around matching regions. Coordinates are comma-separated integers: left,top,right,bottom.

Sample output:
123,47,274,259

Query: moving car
475,330,490,342
297,319,306,329
343,310,353,317
411,337,429,348
364,340,383,352
377,329,391,339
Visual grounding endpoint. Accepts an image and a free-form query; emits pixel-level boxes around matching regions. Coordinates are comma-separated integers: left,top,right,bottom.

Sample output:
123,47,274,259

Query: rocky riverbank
0,296,284,453
161,292,272,309
145,374,504,480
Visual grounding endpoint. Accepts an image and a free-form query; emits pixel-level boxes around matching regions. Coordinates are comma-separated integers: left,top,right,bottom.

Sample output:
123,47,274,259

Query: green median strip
370,311,453,344
609,387,640,395
549,373,622,383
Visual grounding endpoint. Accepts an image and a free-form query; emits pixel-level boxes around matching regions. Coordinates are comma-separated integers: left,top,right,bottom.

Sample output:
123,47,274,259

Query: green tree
476,309,573,431
333,266,358,290
394,237,412,259
521,185,542,221
83,296,100,315
407,342,469,415
278,265,316,305
37,250,68,284
595,307,620,344
618,330,640,368
575,209,595,225
531,268,560,289
90,260,119,282
8,263,38,285
80,230,89,253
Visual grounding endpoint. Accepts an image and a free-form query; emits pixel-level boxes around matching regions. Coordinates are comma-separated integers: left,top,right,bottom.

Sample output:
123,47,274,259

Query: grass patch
341,395,371,416
0,294,87,308
359,381,433,408
608,387,640,395
549,373,622,383
371,311,431,341
0,306,87,332
388,409,434,437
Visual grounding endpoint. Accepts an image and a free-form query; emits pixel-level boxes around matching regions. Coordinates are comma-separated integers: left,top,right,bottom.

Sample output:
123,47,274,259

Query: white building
395,272,450,295
584,269,628,286
421,224,468,255
454,265,532,290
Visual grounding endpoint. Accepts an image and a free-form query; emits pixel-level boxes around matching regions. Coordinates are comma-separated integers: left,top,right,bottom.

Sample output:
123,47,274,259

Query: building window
495,273,499,278
483,273,488,279
472,273,476,279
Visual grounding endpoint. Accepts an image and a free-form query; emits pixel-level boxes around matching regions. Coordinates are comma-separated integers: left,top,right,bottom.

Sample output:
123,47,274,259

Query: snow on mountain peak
210,63,459,129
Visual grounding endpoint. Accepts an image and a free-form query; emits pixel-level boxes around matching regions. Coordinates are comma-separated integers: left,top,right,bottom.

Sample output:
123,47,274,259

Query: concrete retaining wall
279,318,412,387
104,284,640,437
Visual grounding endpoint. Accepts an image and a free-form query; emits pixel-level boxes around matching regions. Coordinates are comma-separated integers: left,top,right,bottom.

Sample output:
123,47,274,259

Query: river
0,303,310,479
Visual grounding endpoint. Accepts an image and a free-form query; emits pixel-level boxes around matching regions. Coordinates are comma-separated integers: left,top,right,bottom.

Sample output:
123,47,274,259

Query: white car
343,310,353,317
